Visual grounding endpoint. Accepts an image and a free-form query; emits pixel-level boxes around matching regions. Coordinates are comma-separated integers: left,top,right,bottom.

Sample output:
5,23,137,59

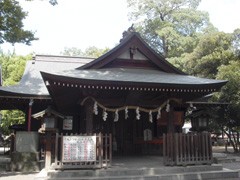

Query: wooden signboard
62,136,96,162
158,111,184,126
63,116,73,130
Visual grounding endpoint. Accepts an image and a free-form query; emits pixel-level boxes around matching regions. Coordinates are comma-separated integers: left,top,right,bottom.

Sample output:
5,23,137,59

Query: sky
1,0,240,55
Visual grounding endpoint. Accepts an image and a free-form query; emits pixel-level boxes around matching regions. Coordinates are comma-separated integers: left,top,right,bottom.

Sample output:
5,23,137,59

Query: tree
127,0,240,152
179,29,240,152
213,60,240,152
0,110,25,135
232,28,240,58
178,29,240,151
127,0,212,58
61,46,109,58
26,0,58,6
61,47,84,57
0,53,31,135
0,53,30,85
181,31,234,78
0,0,38,45
83,46,109,58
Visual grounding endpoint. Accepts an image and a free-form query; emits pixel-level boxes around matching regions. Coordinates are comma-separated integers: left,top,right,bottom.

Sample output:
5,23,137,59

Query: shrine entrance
113,111,135,155
110,110,162,156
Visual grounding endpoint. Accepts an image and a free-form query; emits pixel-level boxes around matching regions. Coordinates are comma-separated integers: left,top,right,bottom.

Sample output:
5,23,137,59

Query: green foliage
0,53,31,135
127,0,211,58
207,45,240,152
0,53,31,85
26,0,58,6
61,47,84,57
48,0,58,6
61,46,109,58
84,46,110,58
216,60,240,122
0,0,38,45
232,28,240,57
182,31,234,78
0,110,25,135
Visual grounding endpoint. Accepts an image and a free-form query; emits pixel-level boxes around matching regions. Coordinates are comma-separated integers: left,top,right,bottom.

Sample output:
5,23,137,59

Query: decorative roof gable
78,32,185,75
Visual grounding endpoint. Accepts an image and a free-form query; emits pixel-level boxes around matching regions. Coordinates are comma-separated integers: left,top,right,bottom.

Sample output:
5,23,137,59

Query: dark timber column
167,107,174,133
85,99,94,133
27,99,34,131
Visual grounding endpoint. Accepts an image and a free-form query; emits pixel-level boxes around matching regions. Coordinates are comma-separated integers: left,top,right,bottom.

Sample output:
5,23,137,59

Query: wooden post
167,107,174,133
45,132,52,169
85,99,94,133
27,99,34,131
55,133,59,166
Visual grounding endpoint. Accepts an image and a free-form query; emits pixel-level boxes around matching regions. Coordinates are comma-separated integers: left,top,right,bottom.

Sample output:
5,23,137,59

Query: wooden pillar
27,99,34,132
167,107,174,133
85,99,94,133
45,132,52,169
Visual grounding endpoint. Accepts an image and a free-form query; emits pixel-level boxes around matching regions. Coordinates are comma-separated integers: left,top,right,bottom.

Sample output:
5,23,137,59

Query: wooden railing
163,132,212,166
52,133,112,169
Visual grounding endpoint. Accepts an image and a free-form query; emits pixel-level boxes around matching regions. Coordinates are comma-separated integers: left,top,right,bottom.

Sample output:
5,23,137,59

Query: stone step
0,156,11,171
216,157,237,163
46,170,240,180
47,165,223,178
213,157,236,164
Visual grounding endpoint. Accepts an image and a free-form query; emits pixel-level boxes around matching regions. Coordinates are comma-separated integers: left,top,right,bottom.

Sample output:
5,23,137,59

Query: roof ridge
33,54,95,63
34,54,95,59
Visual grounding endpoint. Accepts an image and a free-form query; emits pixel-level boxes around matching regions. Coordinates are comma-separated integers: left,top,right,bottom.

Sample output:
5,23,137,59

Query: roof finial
120,24,135,42
128,24,135,32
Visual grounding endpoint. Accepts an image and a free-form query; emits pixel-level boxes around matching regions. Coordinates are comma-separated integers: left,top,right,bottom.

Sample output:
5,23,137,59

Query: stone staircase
44,165,240,180
0,155,11,171
213,152,240,164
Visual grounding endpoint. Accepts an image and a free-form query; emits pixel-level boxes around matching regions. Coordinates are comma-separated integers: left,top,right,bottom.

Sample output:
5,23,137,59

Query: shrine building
0,31,227,169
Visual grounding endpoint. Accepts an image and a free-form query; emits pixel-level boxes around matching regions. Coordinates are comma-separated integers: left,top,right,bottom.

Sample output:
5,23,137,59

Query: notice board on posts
62,136,96,162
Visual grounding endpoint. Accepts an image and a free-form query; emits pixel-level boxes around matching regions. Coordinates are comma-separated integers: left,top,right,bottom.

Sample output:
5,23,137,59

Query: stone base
10,152,42,172
0,156,11,171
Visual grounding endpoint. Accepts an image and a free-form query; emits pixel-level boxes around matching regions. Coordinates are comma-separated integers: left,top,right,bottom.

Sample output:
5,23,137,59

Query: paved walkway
213,146,240,171
0,146,240,180
0,172,38,180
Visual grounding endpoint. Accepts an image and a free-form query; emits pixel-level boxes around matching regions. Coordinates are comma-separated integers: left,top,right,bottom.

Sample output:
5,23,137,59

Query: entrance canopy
0,30,227,117
41,67,225,91
40,32,227,113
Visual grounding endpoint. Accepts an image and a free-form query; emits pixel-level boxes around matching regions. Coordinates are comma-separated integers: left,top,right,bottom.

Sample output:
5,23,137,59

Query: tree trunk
223,129,239,153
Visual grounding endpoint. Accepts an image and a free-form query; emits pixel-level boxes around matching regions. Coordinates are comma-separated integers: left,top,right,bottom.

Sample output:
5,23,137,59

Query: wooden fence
163,132,212,166
52,133,112,169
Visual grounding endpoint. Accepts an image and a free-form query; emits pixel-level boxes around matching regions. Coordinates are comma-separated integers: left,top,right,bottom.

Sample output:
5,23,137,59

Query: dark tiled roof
0,55,94,98
42,68,227,87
